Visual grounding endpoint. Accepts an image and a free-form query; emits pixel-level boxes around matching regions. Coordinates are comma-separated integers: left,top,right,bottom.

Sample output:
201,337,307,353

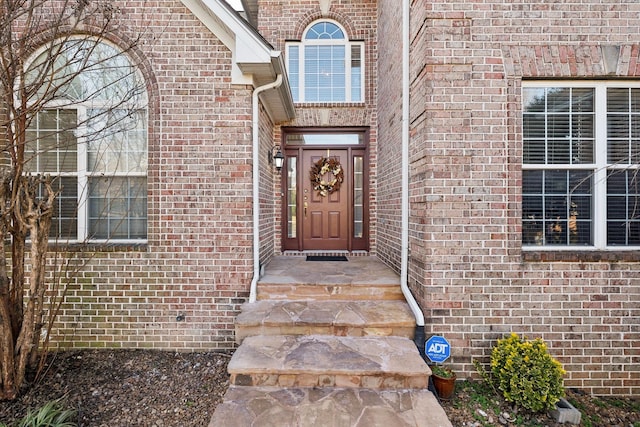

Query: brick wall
397,0,640,395
33,0,259,350
259,105,278,263
376,0,403,269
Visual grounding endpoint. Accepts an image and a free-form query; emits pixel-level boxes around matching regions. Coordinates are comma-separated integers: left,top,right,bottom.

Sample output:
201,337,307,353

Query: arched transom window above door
286,20,364,103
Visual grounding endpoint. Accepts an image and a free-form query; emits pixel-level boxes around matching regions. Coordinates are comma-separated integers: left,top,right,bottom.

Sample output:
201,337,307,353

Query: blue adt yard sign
425,335,451,363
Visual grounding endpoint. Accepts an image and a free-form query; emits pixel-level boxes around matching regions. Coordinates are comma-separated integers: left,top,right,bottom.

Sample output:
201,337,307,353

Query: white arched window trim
286,19,364,103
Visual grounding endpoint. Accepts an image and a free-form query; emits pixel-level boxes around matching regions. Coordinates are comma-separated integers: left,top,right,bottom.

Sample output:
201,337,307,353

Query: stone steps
210,256,452,426
235,300,416,344
256,282,405,300
209,386,453,427
228,335,430,389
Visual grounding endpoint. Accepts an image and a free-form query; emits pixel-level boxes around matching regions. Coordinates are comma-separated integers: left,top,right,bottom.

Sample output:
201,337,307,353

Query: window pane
288,45,300,102
523,87,594,166
523,88,546,112
286,157,297,239
353,156,364,238
523,170,543,193
607,88,628,112
88,109,147,173
351,45,362,102
26,39,146,105
304,45,346,102
548,114,569,139
89,177,147,239
607,88,640,164
285,133,363,145
547,138,570,164
523,170,592,246
26,109,78,173
572,88,594,111
607,170,640,245
41,177,78,240
547,88,571,112
306,22,344,40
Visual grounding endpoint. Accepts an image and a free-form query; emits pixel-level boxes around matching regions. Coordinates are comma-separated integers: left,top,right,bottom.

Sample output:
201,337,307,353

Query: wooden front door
302,149,349,250
281,131,369,252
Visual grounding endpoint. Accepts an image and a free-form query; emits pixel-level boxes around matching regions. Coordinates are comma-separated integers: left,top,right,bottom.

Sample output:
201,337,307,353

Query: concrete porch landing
209,256,452,427
255,256,406,300
258,256,403,287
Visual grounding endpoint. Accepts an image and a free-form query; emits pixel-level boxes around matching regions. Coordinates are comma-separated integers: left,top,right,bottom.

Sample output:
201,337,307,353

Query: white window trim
286,19,365,103
30,105,148,245
522,80,640,251
19,37,149,244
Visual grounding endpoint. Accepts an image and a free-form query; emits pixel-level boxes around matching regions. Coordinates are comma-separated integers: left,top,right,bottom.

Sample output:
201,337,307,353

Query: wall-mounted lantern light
269,146,284,172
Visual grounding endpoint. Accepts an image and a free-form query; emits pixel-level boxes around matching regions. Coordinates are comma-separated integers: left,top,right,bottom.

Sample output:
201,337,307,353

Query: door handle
304,201,308,217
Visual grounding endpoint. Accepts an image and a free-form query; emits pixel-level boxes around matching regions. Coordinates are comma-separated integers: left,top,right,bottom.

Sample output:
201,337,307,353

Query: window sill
49,241,148,252
294,102,366,108
522,248,640,262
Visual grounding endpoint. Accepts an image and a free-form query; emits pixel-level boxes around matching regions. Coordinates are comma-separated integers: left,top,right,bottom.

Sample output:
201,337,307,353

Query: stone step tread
256,283,405,301
236,300,415,328
257,277,401,286
209,386,453,427
229,335,430,389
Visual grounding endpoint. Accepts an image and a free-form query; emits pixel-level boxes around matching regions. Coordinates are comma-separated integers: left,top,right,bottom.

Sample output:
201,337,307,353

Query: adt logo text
425,336,451,363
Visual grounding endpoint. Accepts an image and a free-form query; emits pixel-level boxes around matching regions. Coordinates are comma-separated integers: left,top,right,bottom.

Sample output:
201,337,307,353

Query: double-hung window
24,38,148,242
286,20,364,103
522,82,640,248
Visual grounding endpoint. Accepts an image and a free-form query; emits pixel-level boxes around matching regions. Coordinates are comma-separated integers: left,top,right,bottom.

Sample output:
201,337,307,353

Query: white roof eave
180,0,295,122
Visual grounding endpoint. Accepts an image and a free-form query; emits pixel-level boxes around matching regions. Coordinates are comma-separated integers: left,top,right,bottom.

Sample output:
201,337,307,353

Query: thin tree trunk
13,175,54,389
0,274,17,400
0,174,17,400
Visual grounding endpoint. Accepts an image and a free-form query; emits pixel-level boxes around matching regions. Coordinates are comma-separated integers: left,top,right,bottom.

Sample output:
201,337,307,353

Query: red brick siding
27,0,261,350
376,0,403,269
259,104,277,263
396,0,640,395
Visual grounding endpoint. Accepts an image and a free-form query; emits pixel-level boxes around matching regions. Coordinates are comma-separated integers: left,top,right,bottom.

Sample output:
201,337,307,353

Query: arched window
286,20,363,103
24,38,148,242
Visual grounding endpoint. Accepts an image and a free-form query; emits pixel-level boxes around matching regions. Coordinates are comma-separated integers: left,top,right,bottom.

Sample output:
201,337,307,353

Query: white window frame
21,38,148,244
522,80,640,251
286,19,364,103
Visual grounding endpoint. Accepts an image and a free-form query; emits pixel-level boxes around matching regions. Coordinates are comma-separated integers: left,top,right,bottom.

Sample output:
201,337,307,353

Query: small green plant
490,333,566,413
10,399,76,427
431,365,455,379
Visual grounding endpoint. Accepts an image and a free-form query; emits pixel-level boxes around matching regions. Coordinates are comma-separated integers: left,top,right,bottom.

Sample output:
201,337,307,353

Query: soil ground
0,350,638,426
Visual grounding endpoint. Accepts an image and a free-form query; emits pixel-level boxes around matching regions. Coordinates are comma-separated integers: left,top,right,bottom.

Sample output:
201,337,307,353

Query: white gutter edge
402,0,425,326
249,74,284,303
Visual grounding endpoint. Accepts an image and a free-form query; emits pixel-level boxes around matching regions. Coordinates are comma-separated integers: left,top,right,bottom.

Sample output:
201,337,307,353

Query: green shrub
490,333,566,413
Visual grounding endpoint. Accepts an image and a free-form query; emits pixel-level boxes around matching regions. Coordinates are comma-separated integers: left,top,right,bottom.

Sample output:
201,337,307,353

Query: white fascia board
181,0,272,85
181,0,295,121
